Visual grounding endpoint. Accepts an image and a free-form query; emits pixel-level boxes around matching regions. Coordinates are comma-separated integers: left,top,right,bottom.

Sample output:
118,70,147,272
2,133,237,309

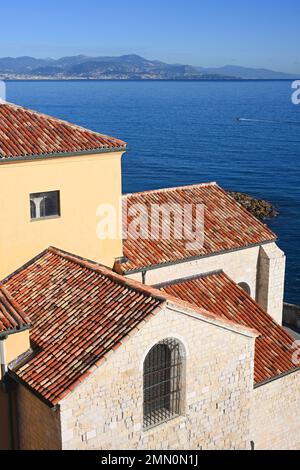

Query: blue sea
5,80,300,304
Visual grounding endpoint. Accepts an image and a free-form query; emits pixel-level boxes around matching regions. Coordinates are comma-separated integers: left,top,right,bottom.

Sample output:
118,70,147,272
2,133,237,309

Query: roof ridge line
48,247,253,335
48,246,253,331
154,270,224,290
122,182,218,198
1,102,127,147
165,297,259,338
48,247,168,303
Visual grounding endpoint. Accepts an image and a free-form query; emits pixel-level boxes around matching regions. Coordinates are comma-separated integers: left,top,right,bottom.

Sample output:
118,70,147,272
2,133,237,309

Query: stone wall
59,304,255,450
127,245,261,300
127,242,285,325
17,384,62,450
252,371,300,450
256,244,286,325
15,302,300,450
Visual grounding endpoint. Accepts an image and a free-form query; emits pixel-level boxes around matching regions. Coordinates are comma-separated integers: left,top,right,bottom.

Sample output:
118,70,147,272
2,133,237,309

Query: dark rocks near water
228,191,279,220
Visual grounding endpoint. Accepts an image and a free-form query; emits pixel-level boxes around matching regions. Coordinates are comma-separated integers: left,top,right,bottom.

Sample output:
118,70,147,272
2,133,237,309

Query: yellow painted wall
5,330,30,366
0,151,125,279
0,330,30,380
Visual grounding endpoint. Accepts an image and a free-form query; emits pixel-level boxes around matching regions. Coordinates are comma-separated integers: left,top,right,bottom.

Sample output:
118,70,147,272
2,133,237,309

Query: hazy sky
1,0,300,72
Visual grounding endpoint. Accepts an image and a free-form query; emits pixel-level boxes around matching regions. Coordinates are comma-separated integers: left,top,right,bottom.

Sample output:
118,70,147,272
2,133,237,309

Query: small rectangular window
30,191,60,220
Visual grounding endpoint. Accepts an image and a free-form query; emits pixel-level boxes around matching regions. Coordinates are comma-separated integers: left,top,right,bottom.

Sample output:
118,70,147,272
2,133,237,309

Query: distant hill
197,65,298,80
0,55,298,80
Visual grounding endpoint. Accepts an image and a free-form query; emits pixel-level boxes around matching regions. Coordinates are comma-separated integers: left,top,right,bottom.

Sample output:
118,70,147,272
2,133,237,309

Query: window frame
29,190,61,221
143,338,184,430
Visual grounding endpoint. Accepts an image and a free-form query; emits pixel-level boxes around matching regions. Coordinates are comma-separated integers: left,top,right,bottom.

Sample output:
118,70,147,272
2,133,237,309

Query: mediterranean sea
5,80,300,304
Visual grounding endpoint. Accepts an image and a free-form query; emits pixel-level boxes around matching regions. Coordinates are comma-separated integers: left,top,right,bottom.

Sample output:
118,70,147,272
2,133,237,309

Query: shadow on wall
283,303,300,332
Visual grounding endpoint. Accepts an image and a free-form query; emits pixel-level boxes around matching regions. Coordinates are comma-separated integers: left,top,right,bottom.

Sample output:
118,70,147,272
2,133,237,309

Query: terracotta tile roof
3,248,255,405
159,271,298,385
3,247,167,405
0,284,31,334
0,102,126,160
116,183,277,274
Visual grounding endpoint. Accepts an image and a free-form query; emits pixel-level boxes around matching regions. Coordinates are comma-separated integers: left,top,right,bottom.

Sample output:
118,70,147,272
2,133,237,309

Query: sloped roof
0,102,126,160
116,183,277,274
3,248,254,406
159,271,298,385
3,248,165,405
0,284,30,334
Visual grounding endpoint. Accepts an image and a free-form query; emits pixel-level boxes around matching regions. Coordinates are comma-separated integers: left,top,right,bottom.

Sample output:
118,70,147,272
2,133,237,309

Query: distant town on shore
0,54,298,80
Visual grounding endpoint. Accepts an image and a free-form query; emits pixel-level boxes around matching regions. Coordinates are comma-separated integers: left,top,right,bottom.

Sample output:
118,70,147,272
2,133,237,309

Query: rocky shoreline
229,191,279,220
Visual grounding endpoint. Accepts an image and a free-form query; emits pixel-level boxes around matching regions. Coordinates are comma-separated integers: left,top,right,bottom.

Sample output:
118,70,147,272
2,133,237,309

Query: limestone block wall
252,371,300,450
127,245,261,299
59,305,255,450
126,242,285,324
17,384,61,450
256,244,286,325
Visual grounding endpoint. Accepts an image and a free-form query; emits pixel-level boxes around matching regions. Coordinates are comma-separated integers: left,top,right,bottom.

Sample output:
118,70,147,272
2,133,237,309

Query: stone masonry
59,304,256,450
17,385,61,450
252,371,300,450
15,298,300,450
257,243,286,324
127,242,285,325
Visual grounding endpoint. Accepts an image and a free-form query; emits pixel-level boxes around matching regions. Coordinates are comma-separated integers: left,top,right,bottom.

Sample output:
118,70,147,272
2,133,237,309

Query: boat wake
237,117,300,125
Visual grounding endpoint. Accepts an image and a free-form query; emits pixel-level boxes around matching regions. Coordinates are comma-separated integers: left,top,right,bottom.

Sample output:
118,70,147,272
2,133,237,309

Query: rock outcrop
229,192,278,220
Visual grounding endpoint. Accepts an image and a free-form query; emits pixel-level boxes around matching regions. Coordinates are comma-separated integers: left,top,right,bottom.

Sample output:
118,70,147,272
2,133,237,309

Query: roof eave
254,366,300,388
119,239,278,275
0,146,127,164
0,324,31,340
8,300,167,408
167,300,259,339
7,369,56,408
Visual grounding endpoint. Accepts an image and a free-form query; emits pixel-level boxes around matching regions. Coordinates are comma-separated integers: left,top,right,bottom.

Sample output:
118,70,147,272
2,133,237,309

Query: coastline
1,78,298,83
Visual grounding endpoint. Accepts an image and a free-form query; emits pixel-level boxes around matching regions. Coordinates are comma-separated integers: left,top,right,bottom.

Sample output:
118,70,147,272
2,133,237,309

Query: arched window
238,282,251,296
40,196,55,217
143,338,183,428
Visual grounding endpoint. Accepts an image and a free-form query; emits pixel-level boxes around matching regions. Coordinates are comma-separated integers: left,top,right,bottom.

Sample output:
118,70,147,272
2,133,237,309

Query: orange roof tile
0,102,126,160
159,271,298,385
3,248,255,405
116,183,277,274
3,247,166,405
0,283,30,334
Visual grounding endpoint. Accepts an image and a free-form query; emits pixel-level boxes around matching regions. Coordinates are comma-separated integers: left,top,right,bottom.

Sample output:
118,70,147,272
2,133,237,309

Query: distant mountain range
0,55,297,80
196,65,297,80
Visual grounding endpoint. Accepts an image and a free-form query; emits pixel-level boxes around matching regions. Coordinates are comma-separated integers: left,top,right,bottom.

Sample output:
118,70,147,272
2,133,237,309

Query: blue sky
1,0,300,72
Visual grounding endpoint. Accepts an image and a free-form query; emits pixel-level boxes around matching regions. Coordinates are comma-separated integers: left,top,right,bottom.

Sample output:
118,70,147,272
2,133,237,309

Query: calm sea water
5,80,300,304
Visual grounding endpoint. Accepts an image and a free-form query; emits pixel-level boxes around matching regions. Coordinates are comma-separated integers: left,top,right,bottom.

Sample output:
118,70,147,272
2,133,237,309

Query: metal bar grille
143,338,182,428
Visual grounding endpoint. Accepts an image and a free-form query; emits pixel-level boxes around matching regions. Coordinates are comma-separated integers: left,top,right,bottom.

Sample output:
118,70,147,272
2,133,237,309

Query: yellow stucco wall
5,330,30,366
0,151,125,279
0,330,30,380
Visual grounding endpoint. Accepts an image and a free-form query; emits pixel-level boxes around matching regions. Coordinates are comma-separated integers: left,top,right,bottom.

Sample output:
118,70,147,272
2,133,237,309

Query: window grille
143,338,182,428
